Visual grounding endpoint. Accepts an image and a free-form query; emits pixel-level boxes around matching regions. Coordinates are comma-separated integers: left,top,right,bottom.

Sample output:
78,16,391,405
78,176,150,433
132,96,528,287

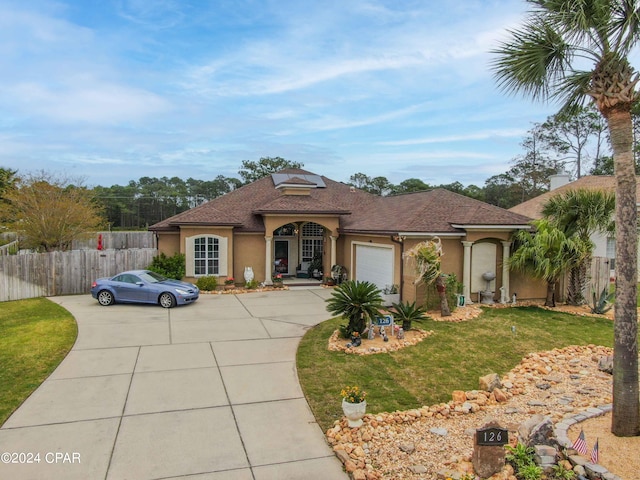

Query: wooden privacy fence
586,256,613,301
0,248,157,302
72,231,156,250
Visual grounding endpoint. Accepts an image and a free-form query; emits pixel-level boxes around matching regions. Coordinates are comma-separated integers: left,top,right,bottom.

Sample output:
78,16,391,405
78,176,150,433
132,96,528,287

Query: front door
274,240,290,276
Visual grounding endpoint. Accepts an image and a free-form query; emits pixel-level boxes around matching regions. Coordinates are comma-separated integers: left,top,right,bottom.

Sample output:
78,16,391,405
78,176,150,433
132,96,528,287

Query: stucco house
149,169,533,305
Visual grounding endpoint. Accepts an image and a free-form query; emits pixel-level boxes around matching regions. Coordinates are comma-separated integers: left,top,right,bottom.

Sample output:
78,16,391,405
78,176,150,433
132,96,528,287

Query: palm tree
491,0,639,437
326,280,383,336
403,237,451,316
509,219,589,307
542,188,615,304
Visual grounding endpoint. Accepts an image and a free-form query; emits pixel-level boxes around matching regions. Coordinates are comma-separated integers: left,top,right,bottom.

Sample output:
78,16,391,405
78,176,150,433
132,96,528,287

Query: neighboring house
509,173,640,299
149,169,533,305
510,173,640,265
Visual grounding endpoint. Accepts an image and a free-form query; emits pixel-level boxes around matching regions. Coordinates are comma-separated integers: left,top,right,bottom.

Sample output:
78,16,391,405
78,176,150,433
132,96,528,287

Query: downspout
390,234,405,301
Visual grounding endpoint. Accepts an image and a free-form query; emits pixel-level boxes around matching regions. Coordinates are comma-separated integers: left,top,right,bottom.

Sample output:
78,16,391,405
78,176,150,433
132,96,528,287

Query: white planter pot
381,293,400,307
342,399,367,428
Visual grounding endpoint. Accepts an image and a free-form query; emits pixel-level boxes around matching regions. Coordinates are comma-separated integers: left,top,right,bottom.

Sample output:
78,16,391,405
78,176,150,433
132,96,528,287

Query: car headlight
175,288,189,295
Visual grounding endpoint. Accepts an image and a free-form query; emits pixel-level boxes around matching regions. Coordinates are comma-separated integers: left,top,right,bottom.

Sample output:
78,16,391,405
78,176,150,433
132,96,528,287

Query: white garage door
355,245,394,290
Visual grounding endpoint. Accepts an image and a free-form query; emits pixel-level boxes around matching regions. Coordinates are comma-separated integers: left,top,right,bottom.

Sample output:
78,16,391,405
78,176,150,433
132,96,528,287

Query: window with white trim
301,222,323,262
185,234,228,277
194,237,219,275
302,239,323,262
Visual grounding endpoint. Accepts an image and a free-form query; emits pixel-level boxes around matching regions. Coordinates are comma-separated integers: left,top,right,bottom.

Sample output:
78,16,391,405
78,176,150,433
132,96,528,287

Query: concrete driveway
0,288,348,480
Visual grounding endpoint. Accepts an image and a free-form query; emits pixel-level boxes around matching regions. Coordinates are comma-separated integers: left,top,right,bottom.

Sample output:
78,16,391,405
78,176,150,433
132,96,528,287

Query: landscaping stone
479,373,501,392
597,355,613,374
327,344,623,479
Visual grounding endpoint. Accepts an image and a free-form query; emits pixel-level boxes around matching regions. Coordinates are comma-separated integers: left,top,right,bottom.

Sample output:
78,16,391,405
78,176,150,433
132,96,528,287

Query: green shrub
550,463,576,479
390,301,427,330
505,443,542,479
196,276,218,291
245,279,259,289
148,253,186,280
326,280,383,337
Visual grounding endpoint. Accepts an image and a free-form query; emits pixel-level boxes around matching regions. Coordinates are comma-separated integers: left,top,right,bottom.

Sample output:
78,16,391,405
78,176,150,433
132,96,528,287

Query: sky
0,0,565,188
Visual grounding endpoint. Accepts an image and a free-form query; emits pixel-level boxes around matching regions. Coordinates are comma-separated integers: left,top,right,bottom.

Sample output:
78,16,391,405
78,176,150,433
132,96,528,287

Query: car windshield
139,271,167,283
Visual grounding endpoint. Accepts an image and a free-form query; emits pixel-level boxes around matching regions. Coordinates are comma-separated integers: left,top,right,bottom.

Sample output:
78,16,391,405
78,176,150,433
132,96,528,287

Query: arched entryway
272,221,326,279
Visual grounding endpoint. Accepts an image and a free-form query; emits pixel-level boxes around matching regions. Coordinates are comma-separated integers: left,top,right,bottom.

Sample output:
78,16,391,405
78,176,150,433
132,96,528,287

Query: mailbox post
472,422,508,478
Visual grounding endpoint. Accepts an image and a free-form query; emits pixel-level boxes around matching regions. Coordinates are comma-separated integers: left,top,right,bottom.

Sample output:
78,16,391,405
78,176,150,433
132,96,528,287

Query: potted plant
272,273,283,288
224,277,235,290
340,385,367,427
308,252,323,279
381,284,400,306
324,276,335,286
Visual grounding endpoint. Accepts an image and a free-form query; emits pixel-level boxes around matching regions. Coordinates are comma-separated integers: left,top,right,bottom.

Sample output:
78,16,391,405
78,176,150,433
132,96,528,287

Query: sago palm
542,188,615,305
492,0,639,436
390,301,427,331
326,280,383,336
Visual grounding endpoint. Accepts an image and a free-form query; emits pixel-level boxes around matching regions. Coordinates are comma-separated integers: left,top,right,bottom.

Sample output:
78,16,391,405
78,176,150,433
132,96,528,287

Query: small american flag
572,429,588,455
590,438,599,463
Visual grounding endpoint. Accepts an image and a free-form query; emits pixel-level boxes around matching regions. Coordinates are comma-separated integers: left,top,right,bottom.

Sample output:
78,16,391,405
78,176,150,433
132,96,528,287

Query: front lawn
0,298,77,425
297,306,619,431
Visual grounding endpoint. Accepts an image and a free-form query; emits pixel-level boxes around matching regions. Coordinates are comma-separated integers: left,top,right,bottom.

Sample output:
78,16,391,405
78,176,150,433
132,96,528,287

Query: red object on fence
97,234,103,251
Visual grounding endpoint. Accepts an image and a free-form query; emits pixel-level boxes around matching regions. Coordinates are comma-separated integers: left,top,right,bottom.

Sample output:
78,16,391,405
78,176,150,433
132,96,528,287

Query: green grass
0,298,77,425
297,306,622,431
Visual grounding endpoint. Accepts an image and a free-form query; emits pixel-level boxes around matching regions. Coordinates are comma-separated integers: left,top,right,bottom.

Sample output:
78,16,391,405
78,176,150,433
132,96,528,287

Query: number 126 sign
476,427,508,446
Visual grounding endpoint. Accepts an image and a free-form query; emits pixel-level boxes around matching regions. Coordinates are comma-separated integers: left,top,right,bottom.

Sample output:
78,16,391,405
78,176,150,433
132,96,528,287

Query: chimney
549,172,571,191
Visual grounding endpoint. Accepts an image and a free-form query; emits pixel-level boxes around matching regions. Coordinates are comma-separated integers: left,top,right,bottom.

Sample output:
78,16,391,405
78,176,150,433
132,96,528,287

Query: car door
112,274,149,303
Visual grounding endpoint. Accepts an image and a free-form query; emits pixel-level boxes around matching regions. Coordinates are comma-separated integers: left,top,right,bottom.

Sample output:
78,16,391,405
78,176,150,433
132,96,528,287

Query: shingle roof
509,175,640,219
149,169,532,234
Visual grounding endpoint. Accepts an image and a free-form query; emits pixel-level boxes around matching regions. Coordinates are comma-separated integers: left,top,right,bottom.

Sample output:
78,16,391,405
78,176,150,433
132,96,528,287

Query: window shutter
185,236,195,277
218,237,228,276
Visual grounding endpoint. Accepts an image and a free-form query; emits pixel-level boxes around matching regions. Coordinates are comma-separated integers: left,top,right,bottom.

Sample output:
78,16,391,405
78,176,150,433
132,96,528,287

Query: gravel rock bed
327,344,614,480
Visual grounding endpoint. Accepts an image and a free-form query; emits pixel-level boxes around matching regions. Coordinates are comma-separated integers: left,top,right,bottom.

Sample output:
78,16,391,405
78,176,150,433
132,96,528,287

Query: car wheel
159,292,176,308
97,290,114,306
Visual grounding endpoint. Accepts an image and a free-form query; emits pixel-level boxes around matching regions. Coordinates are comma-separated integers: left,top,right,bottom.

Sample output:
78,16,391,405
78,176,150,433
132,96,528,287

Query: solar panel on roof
271,173,326,187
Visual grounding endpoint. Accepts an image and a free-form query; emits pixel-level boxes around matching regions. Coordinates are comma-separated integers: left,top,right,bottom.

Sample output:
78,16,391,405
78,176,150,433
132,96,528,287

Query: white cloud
8,81,170,124
377,129,527,146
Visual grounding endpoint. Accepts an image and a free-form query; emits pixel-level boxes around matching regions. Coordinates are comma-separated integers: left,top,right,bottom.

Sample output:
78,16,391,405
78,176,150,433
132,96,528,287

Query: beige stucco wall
510,270,548,301
157,232,180,257
233,233,266,283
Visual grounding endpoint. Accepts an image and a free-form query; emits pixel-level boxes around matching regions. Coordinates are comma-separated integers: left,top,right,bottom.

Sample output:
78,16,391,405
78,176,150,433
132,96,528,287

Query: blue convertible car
91,270,199,308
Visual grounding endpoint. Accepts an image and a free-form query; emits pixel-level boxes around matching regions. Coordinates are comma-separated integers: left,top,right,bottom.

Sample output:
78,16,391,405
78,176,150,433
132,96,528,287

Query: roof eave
397,231,465,237
451,224,532,231
255,209,351,215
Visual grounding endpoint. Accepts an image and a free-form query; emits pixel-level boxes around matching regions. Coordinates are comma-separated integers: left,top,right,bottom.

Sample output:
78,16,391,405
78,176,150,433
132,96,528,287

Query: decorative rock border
327,328,433,355
554,404,622,480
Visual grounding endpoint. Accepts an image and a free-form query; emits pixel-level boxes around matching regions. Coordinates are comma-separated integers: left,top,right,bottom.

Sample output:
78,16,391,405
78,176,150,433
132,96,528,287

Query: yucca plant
591,286,615,315
390,301,427,331
326,280,383,337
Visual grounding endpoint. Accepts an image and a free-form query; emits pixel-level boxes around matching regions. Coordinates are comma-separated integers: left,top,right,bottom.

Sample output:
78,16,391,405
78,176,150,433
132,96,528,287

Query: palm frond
491,16,573,102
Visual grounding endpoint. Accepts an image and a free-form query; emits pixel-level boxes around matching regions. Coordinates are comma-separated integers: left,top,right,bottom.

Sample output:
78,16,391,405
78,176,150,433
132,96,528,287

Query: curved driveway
0,289,348,480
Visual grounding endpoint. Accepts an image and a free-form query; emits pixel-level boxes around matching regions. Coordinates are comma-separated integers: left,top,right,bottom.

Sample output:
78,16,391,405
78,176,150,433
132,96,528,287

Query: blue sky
0,0,562,188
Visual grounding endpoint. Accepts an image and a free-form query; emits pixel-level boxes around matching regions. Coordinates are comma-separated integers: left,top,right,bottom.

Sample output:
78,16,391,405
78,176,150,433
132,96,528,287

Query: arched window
185,235,228,277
